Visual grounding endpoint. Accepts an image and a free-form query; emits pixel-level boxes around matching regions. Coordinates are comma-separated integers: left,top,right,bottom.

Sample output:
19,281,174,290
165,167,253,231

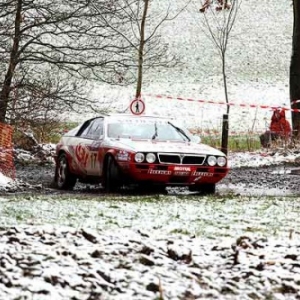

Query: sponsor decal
192,171,213,177
174,166,191,171
174,171,190,176
75,144,89,168
148,169,171,175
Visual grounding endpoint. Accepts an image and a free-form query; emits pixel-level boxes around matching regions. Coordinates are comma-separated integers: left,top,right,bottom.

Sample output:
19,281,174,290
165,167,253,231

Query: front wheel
55,153,77,190
104,156,122,193
189,183,216,195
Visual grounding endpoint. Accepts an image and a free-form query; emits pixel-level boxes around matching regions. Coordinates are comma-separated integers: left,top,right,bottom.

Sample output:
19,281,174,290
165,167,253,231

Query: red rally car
54,114,229,194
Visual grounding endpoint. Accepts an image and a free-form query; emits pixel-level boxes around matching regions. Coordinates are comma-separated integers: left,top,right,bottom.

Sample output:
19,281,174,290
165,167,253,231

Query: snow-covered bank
1,196,300,299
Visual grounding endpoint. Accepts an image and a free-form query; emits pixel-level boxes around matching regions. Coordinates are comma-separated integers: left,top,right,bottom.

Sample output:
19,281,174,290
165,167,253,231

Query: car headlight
217,156,227,167
146,153,156,163
134,152,145,163
207,155,217,166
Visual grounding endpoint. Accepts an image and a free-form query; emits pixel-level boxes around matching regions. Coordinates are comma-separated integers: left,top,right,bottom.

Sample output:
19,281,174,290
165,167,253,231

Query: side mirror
191,135,201,144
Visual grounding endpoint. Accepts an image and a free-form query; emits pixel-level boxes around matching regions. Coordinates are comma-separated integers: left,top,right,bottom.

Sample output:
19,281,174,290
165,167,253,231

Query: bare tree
136,0,149,100
0,0,138,124
197,0,241,154
290,0,300,137
199,0,241,115
91,0,187,102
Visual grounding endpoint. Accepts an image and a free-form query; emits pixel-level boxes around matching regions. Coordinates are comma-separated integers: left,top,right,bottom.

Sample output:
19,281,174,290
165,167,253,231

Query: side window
76,120,93,137
76,118,104,139
86,118,104,139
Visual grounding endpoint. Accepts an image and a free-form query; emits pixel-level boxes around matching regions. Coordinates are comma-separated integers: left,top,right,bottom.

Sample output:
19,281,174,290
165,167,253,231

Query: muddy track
10,162,300,197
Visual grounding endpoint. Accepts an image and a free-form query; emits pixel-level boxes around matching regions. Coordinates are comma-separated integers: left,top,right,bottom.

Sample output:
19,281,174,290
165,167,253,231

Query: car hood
108,138,226,156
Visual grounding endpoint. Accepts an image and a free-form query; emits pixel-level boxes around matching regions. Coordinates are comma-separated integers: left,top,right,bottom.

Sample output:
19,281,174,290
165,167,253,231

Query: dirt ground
11,160,300,196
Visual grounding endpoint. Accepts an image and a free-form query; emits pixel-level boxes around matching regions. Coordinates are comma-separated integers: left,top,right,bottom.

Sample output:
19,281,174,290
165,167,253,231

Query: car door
74,117,104,176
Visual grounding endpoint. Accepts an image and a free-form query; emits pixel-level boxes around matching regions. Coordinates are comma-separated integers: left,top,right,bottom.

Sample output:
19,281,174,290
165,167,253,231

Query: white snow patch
229,150,299,168
0,172,13,187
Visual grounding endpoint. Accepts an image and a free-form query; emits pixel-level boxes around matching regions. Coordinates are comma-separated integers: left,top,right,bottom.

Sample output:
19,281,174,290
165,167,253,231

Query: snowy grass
201,134,261,152
1,195,299,239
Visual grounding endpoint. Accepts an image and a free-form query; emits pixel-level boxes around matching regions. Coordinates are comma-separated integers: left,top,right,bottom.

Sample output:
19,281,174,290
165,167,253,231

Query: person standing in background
260,108,292,148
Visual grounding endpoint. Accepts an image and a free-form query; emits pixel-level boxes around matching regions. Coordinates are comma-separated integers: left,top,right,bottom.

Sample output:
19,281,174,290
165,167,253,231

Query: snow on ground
229,149,300,169
0,172,12,187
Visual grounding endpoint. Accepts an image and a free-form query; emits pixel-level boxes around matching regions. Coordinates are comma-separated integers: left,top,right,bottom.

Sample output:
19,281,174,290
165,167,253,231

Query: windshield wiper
168,122,191,142
152,122,158,140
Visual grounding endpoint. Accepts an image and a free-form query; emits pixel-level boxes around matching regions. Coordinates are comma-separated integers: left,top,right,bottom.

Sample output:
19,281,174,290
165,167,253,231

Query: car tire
189,183,216,195
104,156,121,193
56,153,77,190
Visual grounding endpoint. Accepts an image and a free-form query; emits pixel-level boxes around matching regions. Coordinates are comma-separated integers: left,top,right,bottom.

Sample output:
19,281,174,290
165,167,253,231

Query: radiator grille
158,153,206,165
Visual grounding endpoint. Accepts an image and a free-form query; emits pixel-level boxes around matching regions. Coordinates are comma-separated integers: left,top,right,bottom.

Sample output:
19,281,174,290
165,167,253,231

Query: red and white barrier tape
146,94,300,113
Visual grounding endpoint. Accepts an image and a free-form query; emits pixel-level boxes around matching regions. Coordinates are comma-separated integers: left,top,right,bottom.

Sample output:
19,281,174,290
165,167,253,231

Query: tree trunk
222,52,230,115
221,52,229,153
221,114,229,155
0,0,22,124
135,0,149,99
290,0,300,137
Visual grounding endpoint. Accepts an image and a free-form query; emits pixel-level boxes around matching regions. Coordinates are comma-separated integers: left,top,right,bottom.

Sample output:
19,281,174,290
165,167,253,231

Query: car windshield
107,118,190,142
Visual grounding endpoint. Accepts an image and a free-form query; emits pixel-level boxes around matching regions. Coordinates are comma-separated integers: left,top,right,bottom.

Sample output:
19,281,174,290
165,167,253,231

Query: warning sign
130,98,145,115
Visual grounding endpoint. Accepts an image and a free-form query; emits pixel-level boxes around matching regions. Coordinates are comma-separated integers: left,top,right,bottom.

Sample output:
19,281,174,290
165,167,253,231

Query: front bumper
118,162,229,185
